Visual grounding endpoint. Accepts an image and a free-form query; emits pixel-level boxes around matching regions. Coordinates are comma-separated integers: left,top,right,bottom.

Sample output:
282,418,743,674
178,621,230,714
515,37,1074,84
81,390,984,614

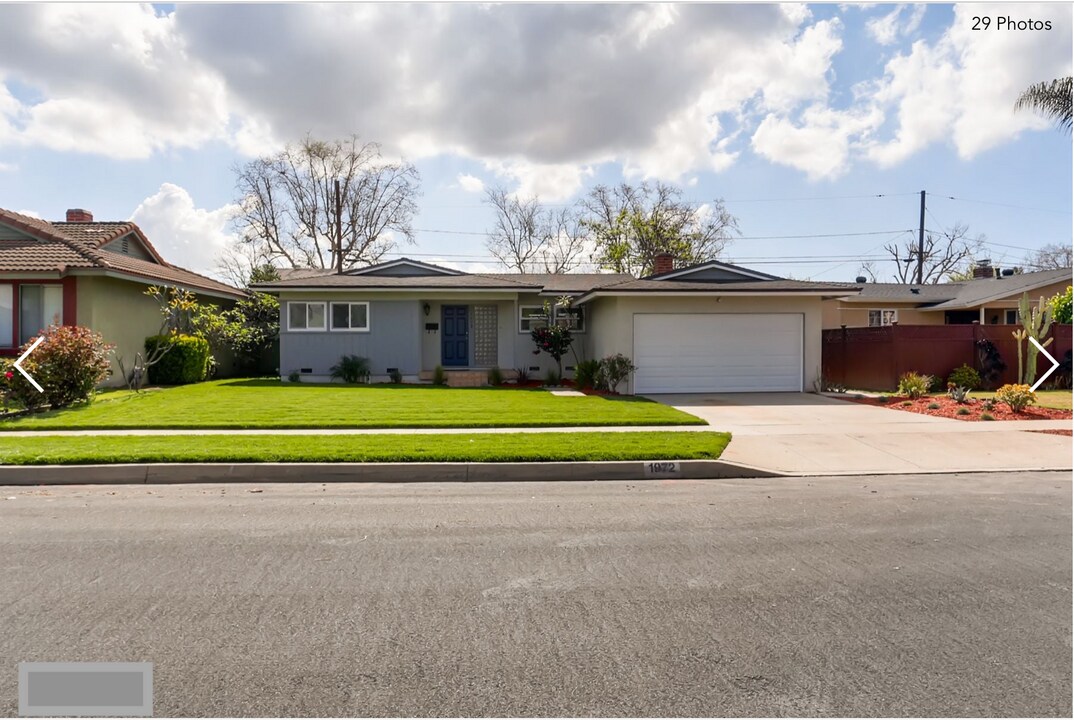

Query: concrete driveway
646,393,1072,475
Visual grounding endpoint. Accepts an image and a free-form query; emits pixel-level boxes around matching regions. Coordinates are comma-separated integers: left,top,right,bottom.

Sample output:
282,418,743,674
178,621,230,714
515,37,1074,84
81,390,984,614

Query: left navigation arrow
14,336,44,393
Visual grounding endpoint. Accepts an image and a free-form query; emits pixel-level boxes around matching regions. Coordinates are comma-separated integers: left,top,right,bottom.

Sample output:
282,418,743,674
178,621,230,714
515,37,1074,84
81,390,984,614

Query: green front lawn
0,379,705,430
0,431,730,465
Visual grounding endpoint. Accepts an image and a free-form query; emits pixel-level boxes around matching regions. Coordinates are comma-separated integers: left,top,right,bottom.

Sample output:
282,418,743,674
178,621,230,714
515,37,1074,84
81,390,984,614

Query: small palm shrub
572,359,601,390
995,383,1036,412
596,354,638,393
947,364,982,391
544,369,561,386
514,367,530,384
897,371,932,399
432,365,447,386
330,354,371,384
487,367,503,386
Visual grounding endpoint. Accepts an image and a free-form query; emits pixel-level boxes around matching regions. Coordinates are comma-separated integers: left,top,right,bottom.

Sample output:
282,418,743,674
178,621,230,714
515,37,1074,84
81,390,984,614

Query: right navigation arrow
1029,336,1060,393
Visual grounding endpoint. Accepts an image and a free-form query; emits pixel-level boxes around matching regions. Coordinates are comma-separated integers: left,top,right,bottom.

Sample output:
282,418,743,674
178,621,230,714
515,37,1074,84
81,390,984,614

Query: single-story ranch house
0,207,245,384
822,263,1071,329
253,255,861,395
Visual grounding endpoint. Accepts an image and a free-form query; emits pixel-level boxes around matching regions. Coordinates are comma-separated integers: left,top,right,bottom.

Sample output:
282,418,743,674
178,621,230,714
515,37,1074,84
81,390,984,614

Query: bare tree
216,240,276,289
484,187,545,273
578,181,737,276
536,207,590,274
234,134,420,271
1023,243,1073,270
881,224,985,283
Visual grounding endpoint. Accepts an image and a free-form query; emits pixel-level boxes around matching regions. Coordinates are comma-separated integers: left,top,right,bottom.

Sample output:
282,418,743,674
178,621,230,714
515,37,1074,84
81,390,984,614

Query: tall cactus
1012,292,1054,385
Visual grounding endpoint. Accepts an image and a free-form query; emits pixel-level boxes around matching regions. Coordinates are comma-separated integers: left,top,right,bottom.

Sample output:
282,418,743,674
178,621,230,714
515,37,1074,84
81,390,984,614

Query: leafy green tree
1015,76,1072,134
579,181,738,276
1050,285,1072,325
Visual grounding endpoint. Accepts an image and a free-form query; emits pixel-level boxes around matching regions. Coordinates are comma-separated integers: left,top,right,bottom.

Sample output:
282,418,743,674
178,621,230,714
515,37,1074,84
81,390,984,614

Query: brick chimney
65,208,93,222
653,252,675,276
972,258,996,279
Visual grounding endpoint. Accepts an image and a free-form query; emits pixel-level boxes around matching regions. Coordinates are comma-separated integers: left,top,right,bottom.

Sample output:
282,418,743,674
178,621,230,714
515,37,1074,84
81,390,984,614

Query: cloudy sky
0,2,1070,280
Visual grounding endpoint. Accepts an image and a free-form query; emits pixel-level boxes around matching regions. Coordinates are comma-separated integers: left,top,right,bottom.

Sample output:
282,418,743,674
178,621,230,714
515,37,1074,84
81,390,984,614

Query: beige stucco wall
822,301,944,328
823,279,1073,328
585,294,824,395
77,276,237,387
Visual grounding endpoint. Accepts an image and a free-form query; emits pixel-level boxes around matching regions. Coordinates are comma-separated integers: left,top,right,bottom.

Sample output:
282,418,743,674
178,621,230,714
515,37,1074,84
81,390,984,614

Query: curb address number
644,461,682,477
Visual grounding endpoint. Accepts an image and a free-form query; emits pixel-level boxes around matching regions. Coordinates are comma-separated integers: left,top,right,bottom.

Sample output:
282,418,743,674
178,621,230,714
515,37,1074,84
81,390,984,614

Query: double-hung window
19,284,63,344
330,302,370,332
287,301,326,331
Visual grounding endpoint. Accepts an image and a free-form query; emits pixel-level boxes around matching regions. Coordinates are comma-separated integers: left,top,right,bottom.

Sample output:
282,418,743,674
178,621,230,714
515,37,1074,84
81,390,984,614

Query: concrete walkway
647,392,1072,475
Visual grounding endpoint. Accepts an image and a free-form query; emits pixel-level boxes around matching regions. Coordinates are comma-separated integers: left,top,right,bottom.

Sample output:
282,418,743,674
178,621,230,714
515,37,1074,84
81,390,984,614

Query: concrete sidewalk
648,392,1072,475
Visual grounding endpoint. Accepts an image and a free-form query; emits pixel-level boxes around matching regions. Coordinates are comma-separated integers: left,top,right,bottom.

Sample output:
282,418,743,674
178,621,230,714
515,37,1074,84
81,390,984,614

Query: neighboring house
823,263,1072,329
254,254,859,394
0,207,245,385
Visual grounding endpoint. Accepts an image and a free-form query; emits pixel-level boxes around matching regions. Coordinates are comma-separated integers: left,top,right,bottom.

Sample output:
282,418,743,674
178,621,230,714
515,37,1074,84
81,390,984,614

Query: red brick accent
65,208,94,222
653,252,674,275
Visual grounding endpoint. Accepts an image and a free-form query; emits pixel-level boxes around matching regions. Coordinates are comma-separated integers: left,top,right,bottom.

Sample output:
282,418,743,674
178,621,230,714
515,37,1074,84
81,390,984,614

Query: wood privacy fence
822,324,1073,391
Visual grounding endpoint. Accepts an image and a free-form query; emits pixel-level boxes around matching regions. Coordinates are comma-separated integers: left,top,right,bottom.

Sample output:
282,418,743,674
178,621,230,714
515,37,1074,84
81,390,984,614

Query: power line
413,226,915,241
933,194,1071,215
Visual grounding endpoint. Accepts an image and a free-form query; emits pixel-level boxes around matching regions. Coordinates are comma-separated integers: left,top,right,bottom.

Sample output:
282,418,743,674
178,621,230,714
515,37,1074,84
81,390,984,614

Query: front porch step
417,369,493,387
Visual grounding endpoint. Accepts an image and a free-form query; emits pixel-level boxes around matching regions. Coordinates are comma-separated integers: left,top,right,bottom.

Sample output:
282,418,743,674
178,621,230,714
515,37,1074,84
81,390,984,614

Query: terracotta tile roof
0,208,243,298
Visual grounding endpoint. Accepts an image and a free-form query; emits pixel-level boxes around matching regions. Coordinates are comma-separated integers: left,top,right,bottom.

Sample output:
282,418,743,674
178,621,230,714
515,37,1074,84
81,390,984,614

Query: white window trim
287,301,327,332
868,308,898,327
553,305,586,333
329,301,371,332
518,305,549,333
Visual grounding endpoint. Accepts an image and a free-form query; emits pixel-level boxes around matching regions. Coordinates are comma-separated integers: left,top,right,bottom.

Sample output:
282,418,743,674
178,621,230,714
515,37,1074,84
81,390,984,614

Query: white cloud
866,3,1071,165
129,183,239,274
751,104,884,180
0,161,16,172
866,5,926,46
15,209,39,218
483,159,594,202
456,173,485,193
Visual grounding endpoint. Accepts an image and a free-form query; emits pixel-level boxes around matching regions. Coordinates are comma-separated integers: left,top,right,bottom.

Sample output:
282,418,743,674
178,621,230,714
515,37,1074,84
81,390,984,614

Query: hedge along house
254,258,632,386
255,255,860,394
0,207,245,385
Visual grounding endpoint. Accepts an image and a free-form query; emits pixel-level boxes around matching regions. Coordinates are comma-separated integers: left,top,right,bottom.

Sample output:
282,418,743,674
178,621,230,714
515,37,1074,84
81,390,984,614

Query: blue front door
441,305,469,367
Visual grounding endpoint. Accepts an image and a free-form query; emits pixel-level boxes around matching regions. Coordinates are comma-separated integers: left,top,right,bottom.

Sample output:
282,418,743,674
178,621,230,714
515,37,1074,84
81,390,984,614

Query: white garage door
633,313,803,394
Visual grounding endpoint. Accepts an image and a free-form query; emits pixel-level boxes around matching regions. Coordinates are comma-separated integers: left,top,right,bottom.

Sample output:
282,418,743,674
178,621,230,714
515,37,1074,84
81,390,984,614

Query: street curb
0,460,782,485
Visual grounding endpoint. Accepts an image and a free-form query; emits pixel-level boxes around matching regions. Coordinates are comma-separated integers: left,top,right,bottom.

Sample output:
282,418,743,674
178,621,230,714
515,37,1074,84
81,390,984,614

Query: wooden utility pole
916,190,926,284
334,178,344,274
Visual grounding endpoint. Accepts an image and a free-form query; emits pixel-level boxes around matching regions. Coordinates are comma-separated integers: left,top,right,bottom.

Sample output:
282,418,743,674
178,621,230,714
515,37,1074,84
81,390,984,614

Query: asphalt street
1,472,1070,717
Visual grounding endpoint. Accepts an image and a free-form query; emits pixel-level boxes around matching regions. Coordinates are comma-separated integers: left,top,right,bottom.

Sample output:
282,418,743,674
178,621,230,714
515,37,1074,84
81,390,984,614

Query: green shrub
995,383,1036,412
1049,285,1072,325
927,402,940,410
947,364,982,391
432,365,446,386
572,359,601,390
897,371,932,399
1,326,113,410
956,407,971,416
544,368,561,386
486,367,503,386
329,354,370,384
980,412,995,421
389,368,403,384
146,334,210,385
901,400,913,406
596,354,638,393
287,369,301,383
876,395,892,404
513,367,530,384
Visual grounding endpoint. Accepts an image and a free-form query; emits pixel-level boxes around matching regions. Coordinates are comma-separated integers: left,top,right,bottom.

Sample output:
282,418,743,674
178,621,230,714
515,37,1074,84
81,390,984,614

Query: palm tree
1015,76,1073,134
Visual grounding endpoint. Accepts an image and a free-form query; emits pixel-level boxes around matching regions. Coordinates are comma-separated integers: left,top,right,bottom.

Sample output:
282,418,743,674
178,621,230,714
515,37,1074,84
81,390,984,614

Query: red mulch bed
847,395,1072,422
1027,429,1073,436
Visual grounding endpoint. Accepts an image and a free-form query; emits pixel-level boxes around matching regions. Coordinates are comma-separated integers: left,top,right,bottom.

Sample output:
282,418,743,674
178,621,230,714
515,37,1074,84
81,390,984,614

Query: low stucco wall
586,294,825,395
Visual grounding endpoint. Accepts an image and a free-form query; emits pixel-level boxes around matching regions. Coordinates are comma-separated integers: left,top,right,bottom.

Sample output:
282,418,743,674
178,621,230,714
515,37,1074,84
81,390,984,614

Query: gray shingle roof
925,268,1071,310
259,273,542,290
582,278,860,293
